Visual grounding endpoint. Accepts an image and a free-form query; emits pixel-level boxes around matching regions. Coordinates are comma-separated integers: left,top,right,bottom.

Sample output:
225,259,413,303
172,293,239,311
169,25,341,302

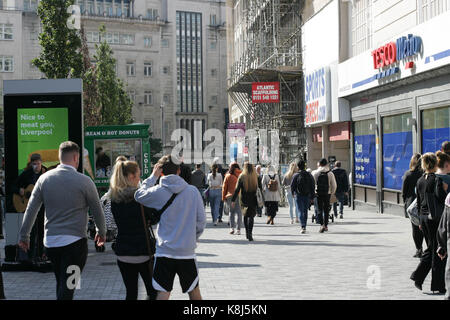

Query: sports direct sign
252,82,280,103
304,67,331,126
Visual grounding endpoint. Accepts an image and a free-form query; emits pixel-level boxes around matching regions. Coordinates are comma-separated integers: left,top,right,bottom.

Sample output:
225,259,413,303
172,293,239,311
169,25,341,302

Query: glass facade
176,11,203,113
422,106,450,153
382,113,413,190
354,119,376,186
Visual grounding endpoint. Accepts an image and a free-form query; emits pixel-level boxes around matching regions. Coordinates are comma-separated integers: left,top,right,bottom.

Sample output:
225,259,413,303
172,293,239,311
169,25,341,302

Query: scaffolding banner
252,82,280,103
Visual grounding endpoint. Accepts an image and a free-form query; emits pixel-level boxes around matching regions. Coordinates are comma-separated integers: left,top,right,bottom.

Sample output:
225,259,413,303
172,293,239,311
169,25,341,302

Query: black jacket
111,187,153,256
401,169,423,203
416,173,447,221
291,171,315,196
232,177,257,217
16,167,47,193
332,168,349,193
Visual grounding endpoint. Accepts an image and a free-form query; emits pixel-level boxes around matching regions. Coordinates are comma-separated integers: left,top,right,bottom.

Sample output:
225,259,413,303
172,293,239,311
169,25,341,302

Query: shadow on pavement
197,261,261,269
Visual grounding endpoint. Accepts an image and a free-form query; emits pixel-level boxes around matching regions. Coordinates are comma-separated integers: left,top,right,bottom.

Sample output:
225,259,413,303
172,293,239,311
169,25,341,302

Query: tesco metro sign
371,34,422,78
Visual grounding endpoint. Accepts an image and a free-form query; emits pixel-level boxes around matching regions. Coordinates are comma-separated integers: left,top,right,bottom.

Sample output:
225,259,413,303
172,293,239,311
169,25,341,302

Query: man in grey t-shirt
19,141,106,300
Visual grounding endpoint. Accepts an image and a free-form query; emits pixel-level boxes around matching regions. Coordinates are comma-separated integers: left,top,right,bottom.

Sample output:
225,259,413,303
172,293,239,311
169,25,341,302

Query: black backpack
316,171,330,195
296,171,313,196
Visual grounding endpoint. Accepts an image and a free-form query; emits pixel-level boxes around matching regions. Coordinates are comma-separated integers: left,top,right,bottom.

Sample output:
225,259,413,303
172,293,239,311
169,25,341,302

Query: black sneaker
413,249,423,258
340,214,343,219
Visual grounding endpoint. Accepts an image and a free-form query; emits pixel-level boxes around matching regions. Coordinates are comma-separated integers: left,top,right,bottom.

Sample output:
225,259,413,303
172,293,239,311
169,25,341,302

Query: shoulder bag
407,198,420,226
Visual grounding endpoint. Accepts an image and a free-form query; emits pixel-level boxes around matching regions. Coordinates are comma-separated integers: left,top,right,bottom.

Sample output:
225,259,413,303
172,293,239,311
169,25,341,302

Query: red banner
252,82,280,103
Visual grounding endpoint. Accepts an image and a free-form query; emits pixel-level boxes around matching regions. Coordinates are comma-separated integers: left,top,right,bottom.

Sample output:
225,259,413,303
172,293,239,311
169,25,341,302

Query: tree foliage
32,0,82,79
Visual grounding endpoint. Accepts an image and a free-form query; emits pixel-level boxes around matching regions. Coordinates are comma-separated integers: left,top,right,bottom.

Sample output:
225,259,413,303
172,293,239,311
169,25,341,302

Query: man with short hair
312,158,337,233
135,155,206,300
19,141,106,300
192,164,206,206
291,160,315,234
332,161,349,219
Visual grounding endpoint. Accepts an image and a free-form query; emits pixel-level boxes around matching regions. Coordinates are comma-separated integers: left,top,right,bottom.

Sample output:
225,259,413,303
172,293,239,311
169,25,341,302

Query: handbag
330,193,337,204
256,187,264,208
407,198,420,226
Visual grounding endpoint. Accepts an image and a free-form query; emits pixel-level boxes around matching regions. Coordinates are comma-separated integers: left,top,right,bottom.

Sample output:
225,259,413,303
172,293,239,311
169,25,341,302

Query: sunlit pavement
0,205,446,300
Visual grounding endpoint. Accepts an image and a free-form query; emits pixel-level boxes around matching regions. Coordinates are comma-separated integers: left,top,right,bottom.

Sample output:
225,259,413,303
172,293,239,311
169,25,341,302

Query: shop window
422,106,450,153
382,113,413,190
94,139,142,178
354,119,376,186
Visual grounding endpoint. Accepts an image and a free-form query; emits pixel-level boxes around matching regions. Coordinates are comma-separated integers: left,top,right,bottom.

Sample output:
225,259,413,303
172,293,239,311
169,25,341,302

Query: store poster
382,131,413,190
354,134,376,186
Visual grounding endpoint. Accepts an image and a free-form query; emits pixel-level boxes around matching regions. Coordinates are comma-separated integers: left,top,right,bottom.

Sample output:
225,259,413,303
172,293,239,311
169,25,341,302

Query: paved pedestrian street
0,207,446,300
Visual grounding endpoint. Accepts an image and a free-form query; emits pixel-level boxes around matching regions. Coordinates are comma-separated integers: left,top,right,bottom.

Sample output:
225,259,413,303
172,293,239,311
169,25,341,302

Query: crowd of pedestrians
403,141,450,298
2,139,449,300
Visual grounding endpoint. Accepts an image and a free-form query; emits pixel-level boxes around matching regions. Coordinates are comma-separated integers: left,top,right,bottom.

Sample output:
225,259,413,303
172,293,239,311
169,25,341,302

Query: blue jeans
209,189,222,223
333,192,346,216
296,195,310,229
285,190,300,220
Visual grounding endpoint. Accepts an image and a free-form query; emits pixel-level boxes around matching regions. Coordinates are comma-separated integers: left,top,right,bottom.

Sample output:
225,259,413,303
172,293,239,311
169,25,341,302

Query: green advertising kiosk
84,124,151,189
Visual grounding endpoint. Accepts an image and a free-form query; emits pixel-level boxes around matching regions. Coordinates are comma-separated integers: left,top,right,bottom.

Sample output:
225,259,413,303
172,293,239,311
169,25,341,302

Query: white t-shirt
207,173,223,188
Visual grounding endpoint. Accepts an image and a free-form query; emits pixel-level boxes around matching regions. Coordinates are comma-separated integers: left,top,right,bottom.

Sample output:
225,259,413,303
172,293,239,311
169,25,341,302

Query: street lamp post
160,102,165,154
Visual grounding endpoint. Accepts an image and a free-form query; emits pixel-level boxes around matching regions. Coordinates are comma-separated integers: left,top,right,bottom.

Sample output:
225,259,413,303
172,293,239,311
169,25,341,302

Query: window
87,1,95,14
146,8,159,20
144,36,152,48
126,62,135,76
0,24,13,40
210,41,217,50
211,96,218,104
210,14,217,25
161,39,169,48
162,66,170,74
351,0,373,57
97,2,103,15
144,91,153,105
0,56,14,72
211,69,218,77
144,62,152,77
120,34,135,45
354,119,376,186
128,90,136,103
417,0,450,23
422,106,450,153
163,94,170,104
87,31,100,43
382,113,413,190
24,0,38,12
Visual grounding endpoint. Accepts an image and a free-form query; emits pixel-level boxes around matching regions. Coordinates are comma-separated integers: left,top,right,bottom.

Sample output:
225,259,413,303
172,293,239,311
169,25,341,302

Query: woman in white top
207,164,223,226
262,165,282,225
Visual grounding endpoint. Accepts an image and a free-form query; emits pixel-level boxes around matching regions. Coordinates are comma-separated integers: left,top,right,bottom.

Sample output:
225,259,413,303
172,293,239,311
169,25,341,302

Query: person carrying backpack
332,161,349,219
262,165,282,225
312,158,337,233
291,160,315,234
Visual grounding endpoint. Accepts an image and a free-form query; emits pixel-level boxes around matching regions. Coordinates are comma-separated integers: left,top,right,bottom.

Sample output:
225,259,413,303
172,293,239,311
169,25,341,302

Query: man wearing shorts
135,155,206,300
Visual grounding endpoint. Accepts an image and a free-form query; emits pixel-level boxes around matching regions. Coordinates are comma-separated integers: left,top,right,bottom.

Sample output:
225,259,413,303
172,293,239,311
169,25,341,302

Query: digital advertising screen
17,108,69,173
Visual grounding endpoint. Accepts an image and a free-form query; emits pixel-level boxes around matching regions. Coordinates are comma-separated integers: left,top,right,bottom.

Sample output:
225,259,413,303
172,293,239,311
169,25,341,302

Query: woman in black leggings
106,158,157,300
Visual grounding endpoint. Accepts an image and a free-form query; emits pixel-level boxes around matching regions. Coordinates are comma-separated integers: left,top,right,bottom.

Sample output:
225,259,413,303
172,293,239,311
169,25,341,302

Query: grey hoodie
134,174,206,258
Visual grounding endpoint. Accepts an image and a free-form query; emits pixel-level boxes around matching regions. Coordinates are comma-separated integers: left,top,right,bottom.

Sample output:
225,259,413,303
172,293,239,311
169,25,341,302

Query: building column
322,124,329,161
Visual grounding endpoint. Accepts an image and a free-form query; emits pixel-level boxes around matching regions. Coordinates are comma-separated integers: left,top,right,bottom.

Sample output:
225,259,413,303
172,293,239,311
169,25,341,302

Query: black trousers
244,216,254,236
411,218,446,292
117,259,157,300
0,265,5,299
404,199,425,251
45,238,88,300
317,194,331,227
29,208,45,260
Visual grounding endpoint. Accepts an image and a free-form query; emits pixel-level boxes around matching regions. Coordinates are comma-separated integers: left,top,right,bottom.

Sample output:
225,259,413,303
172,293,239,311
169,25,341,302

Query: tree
32,0,82,79
149,131,163,164
94,25,133,125
80,24,101,126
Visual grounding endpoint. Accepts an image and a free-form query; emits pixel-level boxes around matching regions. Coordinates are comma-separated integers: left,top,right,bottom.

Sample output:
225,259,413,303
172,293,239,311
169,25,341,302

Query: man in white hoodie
135,155,206,300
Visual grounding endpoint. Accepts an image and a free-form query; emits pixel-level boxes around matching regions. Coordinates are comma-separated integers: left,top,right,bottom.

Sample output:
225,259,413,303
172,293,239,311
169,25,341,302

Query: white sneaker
301,228,306,234
290,219,294,224
236,230,241,235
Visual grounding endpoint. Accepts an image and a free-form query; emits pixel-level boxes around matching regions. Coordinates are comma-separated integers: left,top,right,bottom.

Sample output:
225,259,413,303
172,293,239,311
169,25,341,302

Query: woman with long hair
410,152,447,294
262,165,282,225
402,153,424,258
207,163,223,226
231,162,258,241
222,162,242,234
107,158,157,300
282,162,300,224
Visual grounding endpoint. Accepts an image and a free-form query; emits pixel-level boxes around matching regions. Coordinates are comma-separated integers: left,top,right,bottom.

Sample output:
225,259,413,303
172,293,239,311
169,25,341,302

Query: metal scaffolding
228,0,305,164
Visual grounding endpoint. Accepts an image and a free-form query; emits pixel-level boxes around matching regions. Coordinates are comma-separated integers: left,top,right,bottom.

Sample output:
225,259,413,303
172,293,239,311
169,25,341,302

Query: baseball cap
30,153,42,162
